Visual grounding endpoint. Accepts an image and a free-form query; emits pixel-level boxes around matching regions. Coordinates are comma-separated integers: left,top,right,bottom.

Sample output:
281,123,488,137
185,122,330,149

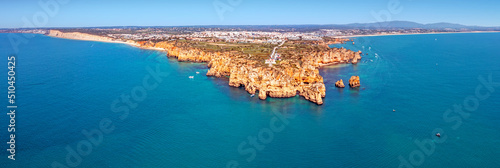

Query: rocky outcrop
46,30,361,105
258,90,267,100
349,76,360,88
142,40,360,105
351,52,362,64
335,79,345,88
298,83,326,105
311,48,362,66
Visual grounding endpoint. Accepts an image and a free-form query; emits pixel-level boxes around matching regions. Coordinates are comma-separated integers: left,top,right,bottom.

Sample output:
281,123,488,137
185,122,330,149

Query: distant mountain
205,21,500,31
338,21,498,30
3,21,499,31
424,22,468,29
344,21,424,29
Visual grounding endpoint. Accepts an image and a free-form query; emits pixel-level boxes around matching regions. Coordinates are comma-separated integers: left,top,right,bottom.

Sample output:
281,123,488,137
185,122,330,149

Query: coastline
42,30,365,105
45,30,166,51
4,29,500,168
35,29,499,104
44,30,500,49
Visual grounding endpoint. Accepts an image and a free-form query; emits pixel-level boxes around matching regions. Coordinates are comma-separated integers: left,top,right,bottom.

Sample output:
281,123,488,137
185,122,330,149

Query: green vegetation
189,41,276,61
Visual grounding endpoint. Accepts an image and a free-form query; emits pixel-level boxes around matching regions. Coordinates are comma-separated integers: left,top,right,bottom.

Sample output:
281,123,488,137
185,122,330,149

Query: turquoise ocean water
0,33,499,167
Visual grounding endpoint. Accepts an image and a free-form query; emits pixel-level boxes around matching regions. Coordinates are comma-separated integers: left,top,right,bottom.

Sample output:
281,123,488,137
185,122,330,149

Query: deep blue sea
0,33,499,168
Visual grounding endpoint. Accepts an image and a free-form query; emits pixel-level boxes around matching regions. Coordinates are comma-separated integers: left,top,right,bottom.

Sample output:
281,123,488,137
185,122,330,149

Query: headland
45,30,361,105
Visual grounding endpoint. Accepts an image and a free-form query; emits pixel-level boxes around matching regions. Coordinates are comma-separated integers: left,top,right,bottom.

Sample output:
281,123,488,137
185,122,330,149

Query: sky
1,0,499,28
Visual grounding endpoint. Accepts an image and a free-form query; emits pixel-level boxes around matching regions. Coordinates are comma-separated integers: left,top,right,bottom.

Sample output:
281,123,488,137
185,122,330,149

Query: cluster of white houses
104,30,330,43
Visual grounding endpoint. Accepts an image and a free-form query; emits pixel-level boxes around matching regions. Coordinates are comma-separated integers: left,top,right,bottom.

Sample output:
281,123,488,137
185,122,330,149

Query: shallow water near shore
1,33,499,167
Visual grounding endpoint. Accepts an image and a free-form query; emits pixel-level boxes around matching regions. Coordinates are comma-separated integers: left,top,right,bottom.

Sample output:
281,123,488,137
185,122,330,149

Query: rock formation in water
348,76,360,88
149,41,358,105
335,79,345,88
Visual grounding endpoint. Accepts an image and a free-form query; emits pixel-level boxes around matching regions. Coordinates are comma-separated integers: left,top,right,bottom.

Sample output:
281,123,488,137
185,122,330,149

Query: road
270,40,286,59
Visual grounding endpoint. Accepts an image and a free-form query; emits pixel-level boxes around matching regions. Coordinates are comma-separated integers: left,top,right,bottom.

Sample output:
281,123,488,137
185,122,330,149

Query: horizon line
2,20,500,29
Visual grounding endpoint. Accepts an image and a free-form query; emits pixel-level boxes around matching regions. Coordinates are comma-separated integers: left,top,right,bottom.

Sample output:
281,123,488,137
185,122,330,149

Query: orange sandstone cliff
47,30,361,105
349,76,361,88
146,41,361,105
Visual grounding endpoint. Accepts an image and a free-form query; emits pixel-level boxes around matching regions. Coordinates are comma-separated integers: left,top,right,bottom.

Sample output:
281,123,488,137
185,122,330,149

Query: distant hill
424,22,468,29
3,21,499,31
338,21,498,30
344,21,424,29
187,21,499,31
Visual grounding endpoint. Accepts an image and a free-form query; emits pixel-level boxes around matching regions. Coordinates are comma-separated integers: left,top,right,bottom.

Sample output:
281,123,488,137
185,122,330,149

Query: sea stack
349,76,360,88
351,51,362,64
335,79,345,88
258,90,267,100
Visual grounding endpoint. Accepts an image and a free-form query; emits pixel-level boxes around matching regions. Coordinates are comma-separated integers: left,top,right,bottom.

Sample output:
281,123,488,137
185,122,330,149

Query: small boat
189,76,194,79
250,94,255,97
393,109,396,112
196,72,200,74
436,133,441,137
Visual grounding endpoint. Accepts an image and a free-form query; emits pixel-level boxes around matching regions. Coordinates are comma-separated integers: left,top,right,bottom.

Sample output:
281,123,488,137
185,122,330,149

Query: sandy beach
46,30,166,52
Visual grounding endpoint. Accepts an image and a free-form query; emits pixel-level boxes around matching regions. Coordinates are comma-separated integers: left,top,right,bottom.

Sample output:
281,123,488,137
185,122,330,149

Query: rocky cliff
349,76,361,88
46,30,361,105
147,41,361,105
335,79,345,88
